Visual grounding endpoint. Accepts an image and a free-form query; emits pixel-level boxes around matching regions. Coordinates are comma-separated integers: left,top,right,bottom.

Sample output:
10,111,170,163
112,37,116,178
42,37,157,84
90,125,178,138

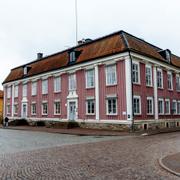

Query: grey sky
0,0,180,89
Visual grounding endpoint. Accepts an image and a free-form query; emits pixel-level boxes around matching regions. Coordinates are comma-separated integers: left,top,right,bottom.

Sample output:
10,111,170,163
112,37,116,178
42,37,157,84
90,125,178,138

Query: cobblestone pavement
0,130,180,179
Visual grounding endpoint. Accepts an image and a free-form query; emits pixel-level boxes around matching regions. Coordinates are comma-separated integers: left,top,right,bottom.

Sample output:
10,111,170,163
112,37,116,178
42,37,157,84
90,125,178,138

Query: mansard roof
3,30,180,84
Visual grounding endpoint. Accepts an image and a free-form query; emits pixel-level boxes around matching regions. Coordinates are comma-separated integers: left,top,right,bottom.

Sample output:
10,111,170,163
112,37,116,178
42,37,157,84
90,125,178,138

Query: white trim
158,98,164,115
125,57,133,121
3,85,6,118
67,98,78,120
165,99,170,115
172,99,177,115
145,64,153,87
42,102,48,115
147,96,154,115
132,60,140,84
133,95,141,115
153,66,158,120
11,84,15,117
157,68,163,89
85,68,95,89
54,101,61,115
106,97,118,116
31,103,37,115
95,65,99,120
105,64,117,86
86,99,95,115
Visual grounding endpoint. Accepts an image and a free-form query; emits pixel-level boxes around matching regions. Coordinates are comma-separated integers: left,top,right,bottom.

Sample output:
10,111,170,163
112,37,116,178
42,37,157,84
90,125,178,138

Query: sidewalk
1,125,135,136
159,153,180,177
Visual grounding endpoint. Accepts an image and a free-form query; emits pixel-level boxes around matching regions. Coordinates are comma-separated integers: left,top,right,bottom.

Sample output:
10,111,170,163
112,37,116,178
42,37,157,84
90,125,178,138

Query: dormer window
158,49,171,63
24,66,27,75
23,65,31,76
69,51,76,63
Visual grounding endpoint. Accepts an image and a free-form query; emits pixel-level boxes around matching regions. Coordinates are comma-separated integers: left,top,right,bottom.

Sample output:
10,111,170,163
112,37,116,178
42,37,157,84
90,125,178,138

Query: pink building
3,31,180,130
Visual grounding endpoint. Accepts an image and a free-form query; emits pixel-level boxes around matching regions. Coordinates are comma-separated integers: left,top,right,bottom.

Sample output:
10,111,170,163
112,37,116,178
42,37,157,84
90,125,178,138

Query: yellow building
0,91,3,124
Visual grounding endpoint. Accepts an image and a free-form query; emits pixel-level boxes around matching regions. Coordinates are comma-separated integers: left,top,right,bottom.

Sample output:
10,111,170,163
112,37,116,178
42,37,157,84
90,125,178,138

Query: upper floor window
157,69,163,88
106,97,117,115
14,85,18,98
42,79,48,95
54,76,61,93
7,87,11,99
69,74,76,91
145,65,152,86
158,98,164,115
147,97,153,115
167,72,173,90
172,100,177,115
133,96,141,115
165,99,170,115
132,62,140,84
86,69,95,88
106,64,117,85
176,75,180,91
32,82,37,96
22,84,27,97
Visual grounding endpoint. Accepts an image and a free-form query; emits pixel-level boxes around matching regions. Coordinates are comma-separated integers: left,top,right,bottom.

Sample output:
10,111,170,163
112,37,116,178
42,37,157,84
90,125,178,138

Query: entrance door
69,102,76,120
22,103,27,118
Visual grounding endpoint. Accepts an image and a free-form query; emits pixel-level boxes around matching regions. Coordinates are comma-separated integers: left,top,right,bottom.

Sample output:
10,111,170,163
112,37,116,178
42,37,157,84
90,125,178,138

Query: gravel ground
0,130,180,179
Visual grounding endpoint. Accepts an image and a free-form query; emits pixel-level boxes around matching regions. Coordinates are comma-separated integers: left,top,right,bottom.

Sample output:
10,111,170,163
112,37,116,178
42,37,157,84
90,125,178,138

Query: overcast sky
0,0,180,89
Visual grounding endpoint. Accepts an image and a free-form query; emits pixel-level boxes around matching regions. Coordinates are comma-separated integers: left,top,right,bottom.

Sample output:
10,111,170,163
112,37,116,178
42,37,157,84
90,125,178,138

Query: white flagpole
75,0,78,45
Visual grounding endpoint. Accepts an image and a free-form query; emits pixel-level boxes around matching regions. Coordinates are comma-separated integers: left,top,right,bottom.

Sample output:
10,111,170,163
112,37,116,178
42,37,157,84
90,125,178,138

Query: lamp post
75,0,78,45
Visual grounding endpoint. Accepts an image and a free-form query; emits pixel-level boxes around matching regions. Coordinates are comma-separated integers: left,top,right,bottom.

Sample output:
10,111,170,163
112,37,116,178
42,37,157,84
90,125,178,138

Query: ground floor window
178,101,180,115
172,100,177,115
165,99,170,114
31,103,37,115
133,96,141,115
106,97,117,115
147,97,153,115
86,99,95,115
54,101,61,115
14,104,18,115
7,104,10,115
158,98,164,115
42,102,48,115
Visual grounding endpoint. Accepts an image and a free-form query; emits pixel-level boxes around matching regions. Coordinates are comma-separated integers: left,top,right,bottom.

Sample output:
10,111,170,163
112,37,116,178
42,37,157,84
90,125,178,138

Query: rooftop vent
37,53,43,60
78,38,92,45
158,49,171,63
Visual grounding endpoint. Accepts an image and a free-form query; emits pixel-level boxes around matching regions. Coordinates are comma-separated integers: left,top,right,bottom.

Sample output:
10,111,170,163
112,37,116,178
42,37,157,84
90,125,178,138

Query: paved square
0,129,179,179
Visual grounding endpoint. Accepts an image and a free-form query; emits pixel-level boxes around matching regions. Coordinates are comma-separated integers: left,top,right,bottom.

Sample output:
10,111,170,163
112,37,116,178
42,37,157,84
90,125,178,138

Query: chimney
37,53,43,60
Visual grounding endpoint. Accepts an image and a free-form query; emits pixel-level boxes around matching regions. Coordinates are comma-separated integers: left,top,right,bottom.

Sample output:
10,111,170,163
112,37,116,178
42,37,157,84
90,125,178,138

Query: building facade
3,31,180,130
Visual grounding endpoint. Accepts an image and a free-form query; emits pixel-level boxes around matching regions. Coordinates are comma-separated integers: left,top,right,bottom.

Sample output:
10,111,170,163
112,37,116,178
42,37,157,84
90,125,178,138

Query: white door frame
21,102,28,118
67,98,78,120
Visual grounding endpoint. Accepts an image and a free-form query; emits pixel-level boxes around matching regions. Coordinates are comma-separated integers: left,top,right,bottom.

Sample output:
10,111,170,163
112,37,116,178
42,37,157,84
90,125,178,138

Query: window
167,72,173,90
54,77,61,93
177,101,180,114
132,62,140,84
22,84,27,97
133,96,141,115
106,64,117,85
42,102,48,115
165,99,170,114
14,104,18,115
106,97,117,115
7,87,11,99
157,69,163,88
176,75,180,91
158,98,164,115
14,85,18,98
42,79,48,94
54,101,61,115
69,74,76,90
7,104,10,114
31,82,37,96
172,100,177,115
86,69,95,88
69,51,76,62
86,99,95,115
24,66,27,75
147,97,153,115
31,103,36,115
145,65,152,86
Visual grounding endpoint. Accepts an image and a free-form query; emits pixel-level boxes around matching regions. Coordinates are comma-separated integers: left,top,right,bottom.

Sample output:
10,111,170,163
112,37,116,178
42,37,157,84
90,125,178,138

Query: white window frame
7,104,10,115
42,102,48,115
42,79,48,95
31,103,37,115
54,76,61,93
54,100,61,115
14,85,18,98
14,103,18,115
7,87,11,99
31,81,37,96
69,51,76,63
177,101,180,115
106,64,117,86
86,99,95,115
22,84,27,97
176,74,180,91
69,73,76,91
167,71,173,90
172,100,177,115
157,68,163,89
165,99,170,115
145,65,152,87
158,98,164,115
132,61,140,84
147,97,154,115
133,95,141,115
86,69,95,88
106,97,117,115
